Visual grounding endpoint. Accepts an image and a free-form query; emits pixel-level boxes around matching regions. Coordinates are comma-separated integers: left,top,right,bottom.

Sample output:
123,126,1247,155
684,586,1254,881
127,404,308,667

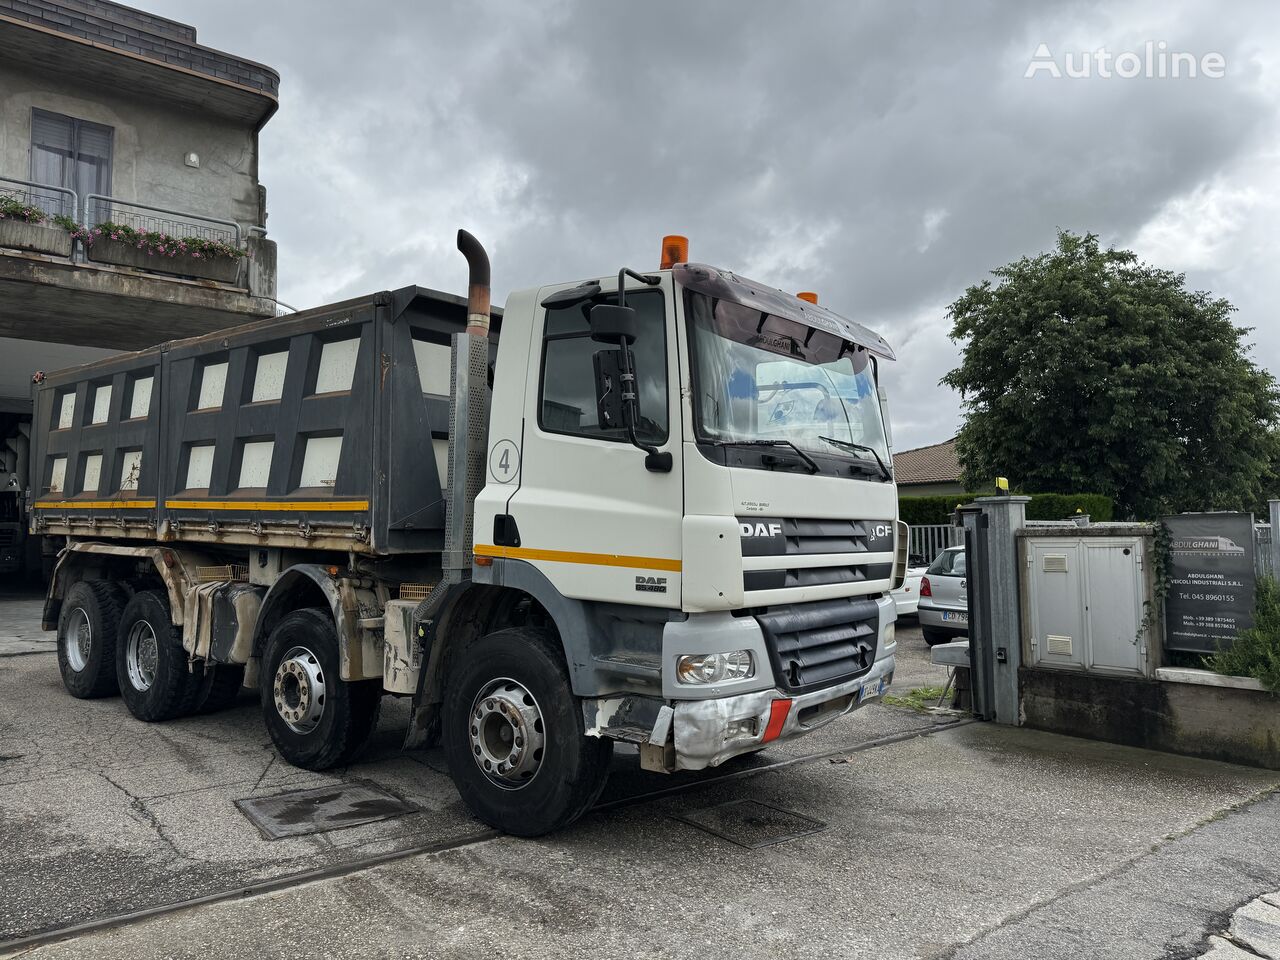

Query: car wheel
921,625,953,647
57,579,126,699
259,608,382,770
443,626,613,836
116,590,200,721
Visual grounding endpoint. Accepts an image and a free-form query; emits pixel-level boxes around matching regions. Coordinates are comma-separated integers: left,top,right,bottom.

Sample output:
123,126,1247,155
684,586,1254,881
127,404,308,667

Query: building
893,436,968,496
0,0,279,573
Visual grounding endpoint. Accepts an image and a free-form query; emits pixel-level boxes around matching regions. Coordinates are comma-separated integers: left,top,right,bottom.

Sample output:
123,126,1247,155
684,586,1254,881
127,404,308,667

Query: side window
539,289,668,443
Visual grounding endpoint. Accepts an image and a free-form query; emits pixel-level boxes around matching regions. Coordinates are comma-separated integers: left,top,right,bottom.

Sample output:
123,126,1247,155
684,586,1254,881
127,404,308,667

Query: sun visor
674,262,896,361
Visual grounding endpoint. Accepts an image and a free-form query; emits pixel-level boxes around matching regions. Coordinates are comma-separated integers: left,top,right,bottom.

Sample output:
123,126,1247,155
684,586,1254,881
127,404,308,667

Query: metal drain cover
674,799,826,848
236,779,417,840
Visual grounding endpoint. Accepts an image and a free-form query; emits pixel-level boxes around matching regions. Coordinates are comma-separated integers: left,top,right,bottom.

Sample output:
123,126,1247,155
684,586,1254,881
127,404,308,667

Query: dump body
29,286,499,554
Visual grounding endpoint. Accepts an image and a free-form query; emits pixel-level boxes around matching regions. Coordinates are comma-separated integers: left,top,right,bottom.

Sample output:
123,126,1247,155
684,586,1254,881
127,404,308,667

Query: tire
442,626,613,837
116,590,199,722
57,579,125,699
193,664,246,714
922,626,955,647
259,608,382,770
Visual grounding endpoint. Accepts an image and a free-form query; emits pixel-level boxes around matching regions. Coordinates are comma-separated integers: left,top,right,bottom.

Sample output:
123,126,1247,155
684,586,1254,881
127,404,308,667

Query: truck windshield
686,291,891,470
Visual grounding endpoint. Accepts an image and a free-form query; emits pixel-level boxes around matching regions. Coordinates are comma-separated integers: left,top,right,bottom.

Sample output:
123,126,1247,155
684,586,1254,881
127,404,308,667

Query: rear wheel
922,625,955,647
193,664,246,713
442,627,613,836
259,608,382,770
116,590,199,721
57,579,125,699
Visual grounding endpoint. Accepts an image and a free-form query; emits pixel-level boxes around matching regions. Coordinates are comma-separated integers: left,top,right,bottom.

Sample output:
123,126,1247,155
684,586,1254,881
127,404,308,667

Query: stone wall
1020,666,1280,770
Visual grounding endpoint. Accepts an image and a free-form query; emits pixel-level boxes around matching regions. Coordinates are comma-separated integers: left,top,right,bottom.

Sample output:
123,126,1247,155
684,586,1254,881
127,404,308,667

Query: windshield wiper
709,439,819,474
818,436,892,481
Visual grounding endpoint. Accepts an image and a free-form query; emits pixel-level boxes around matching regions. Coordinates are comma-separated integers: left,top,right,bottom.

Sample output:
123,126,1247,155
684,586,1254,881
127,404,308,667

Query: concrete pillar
974,495,1030,725
1269,500,1280,582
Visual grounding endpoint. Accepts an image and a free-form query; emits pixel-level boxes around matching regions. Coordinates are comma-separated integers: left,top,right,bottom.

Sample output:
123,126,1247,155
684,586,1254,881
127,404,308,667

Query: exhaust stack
457,229,491,337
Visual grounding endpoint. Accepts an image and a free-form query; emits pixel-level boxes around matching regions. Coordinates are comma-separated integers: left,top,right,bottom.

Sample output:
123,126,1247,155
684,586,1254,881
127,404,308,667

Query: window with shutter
29,109,113,217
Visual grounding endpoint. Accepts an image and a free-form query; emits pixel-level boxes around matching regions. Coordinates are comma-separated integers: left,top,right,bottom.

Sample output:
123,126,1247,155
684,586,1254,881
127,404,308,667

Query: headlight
676,650,755,685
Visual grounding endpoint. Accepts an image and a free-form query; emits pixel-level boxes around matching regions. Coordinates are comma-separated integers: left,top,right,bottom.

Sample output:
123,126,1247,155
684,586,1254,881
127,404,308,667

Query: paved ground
0,586,50,656
2,608,1279,959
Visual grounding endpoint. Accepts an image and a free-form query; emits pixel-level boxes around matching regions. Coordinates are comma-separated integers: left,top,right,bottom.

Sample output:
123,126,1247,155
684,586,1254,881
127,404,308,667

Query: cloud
167,0,1280,451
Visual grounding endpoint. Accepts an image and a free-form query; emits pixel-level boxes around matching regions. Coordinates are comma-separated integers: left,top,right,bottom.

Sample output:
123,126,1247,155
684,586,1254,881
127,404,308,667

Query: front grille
739,517,894,558
744,562,894,592
0,529,16,546
754,597,880,694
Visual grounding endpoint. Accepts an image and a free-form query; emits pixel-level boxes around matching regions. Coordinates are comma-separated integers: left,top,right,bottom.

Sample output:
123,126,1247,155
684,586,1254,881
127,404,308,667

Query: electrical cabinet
1025,536,1147,677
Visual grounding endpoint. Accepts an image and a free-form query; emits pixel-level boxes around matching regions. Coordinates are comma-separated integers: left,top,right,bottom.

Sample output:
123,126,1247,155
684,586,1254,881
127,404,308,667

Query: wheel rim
468,677,546,790
273,645,326,734
64,607,92,672
126,620,159,692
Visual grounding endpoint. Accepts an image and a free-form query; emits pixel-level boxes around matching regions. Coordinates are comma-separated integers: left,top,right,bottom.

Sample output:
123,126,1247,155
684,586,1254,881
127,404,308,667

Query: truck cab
469,249,904,778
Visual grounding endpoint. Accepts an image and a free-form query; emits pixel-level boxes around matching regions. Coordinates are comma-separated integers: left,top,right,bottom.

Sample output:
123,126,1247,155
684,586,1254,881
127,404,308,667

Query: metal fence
0,174,77,222
909,523,962,563
1256,523,1273,580
85,194,241,246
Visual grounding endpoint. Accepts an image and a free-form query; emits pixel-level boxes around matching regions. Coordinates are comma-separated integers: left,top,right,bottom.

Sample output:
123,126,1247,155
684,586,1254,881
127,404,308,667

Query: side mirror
589,304,638,345
593,349,629,431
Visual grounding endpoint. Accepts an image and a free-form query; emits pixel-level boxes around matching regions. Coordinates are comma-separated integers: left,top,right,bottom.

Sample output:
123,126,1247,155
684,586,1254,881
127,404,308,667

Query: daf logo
636,576,668,594
872,524,892,538
741,522,783,538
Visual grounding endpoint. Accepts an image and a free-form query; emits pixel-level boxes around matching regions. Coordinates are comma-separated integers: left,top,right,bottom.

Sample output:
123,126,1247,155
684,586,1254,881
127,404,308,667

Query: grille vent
1042,554,1069,573
1046,634,1073,656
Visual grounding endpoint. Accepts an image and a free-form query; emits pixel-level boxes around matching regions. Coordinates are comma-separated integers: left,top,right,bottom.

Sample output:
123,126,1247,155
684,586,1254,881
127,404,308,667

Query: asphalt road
2,609,1278,959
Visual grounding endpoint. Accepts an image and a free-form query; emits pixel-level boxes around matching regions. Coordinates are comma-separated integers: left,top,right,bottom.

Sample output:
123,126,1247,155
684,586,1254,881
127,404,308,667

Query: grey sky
163,0,1280,452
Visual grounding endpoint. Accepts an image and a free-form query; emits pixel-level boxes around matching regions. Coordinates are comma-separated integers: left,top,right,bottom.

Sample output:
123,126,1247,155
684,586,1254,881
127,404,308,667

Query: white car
891,565,928,616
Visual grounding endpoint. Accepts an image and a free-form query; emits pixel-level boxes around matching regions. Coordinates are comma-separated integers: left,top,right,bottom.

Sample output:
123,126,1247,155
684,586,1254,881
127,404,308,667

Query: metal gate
909,523,962,562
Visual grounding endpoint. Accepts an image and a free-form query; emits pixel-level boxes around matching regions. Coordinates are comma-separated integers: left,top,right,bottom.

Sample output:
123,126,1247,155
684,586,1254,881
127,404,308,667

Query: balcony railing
0,174,77,222
84,194,241,246
1,175,275,303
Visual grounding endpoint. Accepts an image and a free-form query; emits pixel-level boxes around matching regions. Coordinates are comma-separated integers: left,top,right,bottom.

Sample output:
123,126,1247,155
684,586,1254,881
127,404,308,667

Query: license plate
942,611,968,623
858,677,886,703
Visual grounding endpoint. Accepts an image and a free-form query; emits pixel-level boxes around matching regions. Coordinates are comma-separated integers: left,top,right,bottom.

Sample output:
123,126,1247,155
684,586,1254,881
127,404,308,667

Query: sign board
1163,513,1256,654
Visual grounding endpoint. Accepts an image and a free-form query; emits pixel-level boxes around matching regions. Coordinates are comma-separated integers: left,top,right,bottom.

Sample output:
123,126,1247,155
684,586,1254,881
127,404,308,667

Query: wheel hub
126,621,158,692
468,678,546,790
65,607,92,672
273,646,326,734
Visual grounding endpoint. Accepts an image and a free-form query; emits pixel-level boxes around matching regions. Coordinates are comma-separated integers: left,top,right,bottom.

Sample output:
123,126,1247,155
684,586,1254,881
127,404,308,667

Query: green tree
942,230,1280,519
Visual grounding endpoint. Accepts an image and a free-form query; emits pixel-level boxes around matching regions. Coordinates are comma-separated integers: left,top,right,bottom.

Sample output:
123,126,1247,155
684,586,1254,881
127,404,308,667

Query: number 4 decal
489,439,520,483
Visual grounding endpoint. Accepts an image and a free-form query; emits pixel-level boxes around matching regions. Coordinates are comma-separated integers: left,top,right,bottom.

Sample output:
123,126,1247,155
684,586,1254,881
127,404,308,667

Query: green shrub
897,491,1114,525
1204,577,1280,693
1024,493,1114,522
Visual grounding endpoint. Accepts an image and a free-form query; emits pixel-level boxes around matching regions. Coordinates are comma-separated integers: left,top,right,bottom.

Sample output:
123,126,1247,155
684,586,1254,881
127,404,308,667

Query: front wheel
442,627,613,837
259,608,382,770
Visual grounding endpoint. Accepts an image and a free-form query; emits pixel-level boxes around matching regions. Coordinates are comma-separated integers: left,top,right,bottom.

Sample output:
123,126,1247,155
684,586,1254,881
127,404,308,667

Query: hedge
898,492,1113,526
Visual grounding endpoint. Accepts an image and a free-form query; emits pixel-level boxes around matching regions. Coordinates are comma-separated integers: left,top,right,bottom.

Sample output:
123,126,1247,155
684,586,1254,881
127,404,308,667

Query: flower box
0,219,73,257
85,236,242,285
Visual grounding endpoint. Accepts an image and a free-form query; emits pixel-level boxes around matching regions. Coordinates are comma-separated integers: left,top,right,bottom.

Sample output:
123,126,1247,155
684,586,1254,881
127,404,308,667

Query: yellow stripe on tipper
475,544,681,572
34,499,156,509
164,499,370,512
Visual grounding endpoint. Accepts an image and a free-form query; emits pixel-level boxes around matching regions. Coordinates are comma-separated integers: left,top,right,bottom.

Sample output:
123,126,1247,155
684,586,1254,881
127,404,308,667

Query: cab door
501,274,683,607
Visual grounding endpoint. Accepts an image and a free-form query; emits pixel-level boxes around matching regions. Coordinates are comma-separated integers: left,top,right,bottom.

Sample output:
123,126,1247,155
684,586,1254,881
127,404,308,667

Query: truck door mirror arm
589,268,672,473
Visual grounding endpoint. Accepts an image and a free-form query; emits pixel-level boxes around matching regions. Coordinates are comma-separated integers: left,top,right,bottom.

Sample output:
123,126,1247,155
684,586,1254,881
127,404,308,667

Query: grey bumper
669,652,896,771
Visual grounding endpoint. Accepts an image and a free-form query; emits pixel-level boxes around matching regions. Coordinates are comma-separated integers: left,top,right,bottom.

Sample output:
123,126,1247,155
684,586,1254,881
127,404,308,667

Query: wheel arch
43,542,208,632
250,565,382,685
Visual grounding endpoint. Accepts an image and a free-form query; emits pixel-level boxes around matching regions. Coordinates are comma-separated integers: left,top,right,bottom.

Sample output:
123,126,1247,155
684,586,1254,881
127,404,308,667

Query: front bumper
669,652,895,771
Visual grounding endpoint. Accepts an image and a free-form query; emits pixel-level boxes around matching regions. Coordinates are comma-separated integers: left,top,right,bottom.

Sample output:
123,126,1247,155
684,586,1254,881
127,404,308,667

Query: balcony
0,174,277,351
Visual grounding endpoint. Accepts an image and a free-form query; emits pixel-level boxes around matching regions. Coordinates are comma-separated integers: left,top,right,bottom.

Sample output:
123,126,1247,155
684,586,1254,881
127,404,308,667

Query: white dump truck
30,232,905,834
